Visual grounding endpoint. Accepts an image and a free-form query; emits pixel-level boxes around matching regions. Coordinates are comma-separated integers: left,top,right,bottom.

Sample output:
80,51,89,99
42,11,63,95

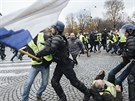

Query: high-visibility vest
109,35,117,44
95,35,101,42
119,35,126,43
93,80,117,98
79,35,88,43
28,32,52,65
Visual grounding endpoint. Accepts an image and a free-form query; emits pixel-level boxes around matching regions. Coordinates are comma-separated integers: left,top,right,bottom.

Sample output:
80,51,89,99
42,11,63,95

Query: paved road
0,47,129,101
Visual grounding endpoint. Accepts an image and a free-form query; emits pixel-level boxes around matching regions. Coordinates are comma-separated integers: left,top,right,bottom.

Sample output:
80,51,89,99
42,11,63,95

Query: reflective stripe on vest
79,35,84,42
109,39,114,44
113,35,117,43
93,80,117,97
28,32,52,65
79,35,88,43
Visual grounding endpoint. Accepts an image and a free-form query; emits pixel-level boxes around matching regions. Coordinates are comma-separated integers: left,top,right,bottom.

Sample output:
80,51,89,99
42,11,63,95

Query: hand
32,57,42,62
35,53,41,58
115,85,121,92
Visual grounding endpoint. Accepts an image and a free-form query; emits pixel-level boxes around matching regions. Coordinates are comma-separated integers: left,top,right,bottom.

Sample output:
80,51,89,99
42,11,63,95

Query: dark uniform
108,24,135,101
126,35,135,101
36,21,91,101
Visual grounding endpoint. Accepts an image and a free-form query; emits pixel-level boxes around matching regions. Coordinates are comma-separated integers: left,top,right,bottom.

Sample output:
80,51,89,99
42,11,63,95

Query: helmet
52,21,65,32
120,24,135,35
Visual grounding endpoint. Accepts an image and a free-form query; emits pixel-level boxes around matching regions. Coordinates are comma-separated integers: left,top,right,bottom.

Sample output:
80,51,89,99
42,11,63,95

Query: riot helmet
120,24,135,37
52,21,65,33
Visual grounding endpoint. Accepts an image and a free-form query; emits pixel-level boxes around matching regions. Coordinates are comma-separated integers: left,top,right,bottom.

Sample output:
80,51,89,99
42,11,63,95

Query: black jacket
37,34,70,63
124,35,135,59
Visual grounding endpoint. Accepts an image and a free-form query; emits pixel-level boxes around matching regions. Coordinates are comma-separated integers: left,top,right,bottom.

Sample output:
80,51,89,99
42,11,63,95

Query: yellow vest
79,35,88,43
28,32,52,65
109,35,117,44
119,35,126,43
93,80,117,98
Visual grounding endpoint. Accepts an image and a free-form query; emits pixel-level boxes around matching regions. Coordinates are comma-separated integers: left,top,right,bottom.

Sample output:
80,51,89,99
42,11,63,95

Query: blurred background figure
101,29,108,50
68,33,85,65
10,49,18,61
0,43,6,60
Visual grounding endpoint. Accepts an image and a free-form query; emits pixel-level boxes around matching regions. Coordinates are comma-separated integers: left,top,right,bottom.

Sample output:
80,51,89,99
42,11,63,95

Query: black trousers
71,54,78,65
51,59,90,100
128,63,135,101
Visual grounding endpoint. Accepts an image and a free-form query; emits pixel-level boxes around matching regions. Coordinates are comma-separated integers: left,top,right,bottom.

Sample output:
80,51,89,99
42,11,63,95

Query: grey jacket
68,38,85,55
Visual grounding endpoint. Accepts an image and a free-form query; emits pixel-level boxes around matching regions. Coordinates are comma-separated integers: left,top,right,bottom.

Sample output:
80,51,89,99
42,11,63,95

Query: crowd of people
0,45,25,61
21,21,135,101
1,21,135,101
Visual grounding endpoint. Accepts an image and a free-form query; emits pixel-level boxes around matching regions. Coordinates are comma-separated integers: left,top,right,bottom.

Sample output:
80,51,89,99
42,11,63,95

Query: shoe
98,70,105,76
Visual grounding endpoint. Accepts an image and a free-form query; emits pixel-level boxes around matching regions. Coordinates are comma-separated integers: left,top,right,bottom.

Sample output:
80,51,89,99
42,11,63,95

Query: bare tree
65,13,76,33
76,9,93,34
104,0,124,29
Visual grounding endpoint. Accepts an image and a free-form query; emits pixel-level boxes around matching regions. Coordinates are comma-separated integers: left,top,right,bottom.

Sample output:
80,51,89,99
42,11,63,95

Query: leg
51,65,66,101
10,51,18,61
106,43,112,53
61,60,91,101
90,43,94,52
128,74,135,101
22,66,39,101
36,66,50,97
108,62,128,84
116,61,135,85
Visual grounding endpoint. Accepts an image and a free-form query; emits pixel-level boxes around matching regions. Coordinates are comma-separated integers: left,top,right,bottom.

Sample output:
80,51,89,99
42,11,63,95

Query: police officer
108,24,135,101
36,21,91,101
122,24,135,101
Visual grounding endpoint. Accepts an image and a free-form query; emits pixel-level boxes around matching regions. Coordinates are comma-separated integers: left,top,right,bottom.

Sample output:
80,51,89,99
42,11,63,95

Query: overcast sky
0,0,135,22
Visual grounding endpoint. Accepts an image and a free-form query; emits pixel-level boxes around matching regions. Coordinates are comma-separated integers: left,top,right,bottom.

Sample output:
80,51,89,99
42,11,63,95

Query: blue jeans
22,65,49,101
108,62,128,84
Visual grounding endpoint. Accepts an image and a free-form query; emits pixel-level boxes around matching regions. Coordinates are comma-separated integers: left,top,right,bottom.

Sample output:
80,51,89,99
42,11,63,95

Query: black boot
71,81,91,101
83,90,91,101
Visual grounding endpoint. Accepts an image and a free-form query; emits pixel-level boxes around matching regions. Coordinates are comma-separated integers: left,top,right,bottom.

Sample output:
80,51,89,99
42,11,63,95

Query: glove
35,52,42,58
